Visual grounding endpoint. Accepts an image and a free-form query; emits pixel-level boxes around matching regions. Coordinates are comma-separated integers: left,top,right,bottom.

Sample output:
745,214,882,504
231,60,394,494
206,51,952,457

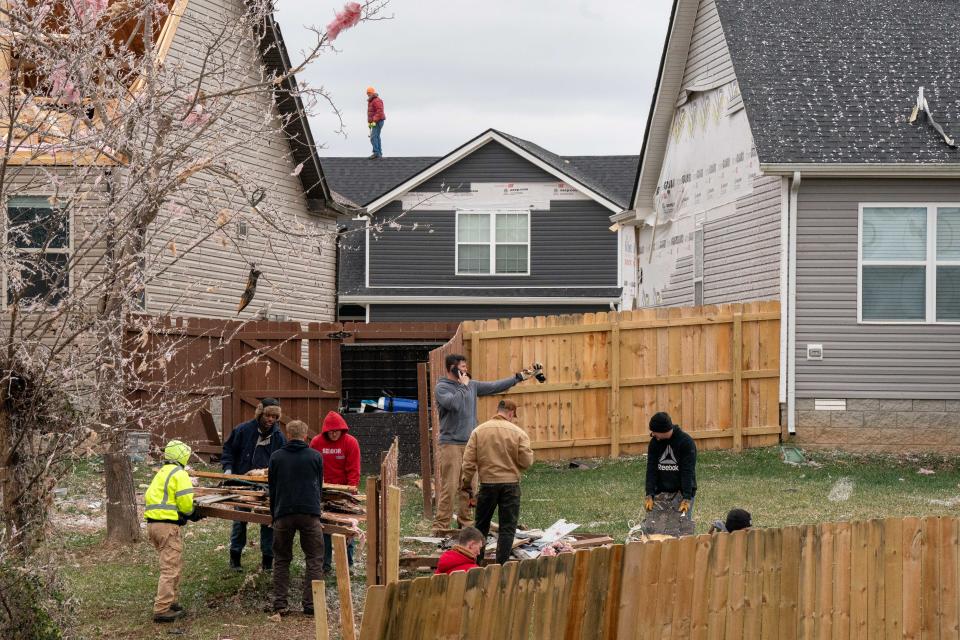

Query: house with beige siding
4,0,340,325
618,0,960,450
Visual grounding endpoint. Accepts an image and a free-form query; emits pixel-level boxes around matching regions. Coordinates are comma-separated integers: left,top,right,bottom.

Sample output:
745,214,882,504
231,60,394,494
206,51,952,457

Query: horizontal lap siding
796,178,960,399
369,304,612,322
682,0,736,92
145,0,336,323
368,200,617,287
703,175,782,303
416,141,557,191
659,255,694,306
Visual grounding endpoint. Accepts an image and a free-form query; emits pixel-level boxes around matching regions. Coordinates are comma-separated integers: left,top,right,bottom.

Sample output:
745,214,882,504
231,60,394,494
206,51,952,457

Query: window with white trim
6,196,71,306
456,210,529,275
859,204,960,322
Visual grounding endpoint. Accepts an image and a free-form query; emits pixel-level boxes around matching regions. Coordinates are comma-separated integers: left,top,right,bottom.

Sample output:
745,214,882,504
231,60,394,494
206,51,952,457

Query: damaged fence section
360,516,960,639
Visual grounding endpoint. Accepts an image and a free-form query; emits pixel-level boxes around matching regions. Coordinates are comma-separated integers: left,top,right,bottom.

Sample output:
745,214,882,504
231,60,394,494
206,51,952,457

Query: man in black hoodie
267,419,324,617
644,411,697,517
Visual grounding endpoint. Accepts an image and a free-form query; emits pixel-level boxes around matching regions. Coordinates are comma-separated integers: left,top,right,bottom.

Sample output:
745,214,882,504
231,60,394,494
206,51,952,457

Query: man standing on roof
309,411,361,574
432,354,532,534
366,86,385,159
221,398,286,572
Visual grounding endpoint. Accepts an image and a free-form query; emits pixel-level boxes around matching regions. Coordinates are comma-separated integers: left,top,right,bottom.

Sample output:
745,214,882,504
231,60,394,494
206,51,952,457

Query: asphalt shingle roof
716,0,960,164
321,138,638,209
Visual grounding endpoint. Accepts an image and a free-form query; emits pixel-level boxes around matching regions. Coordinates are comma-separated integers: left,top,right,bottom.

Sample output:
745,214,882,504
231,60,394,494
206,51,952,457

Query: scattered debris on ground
828,477,855,502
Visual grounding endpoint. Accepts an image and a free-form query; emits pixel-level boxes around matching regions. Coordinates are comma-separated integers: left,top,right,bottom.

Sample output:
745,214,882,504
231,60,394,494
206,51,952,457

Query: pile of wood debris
189,470,365,538
400,519,614,571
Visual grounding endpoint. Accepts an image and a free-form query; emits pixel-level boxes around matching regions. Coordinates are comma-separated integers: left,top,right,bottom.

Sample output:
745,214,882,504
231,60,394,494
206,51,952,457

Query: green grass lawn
55,447,960,639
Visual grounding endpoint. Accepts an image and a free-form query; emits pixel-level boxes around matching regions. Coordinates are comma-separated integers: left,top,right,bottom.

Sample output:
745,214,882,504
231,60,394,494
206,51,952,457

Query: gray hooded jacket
434,375,519,445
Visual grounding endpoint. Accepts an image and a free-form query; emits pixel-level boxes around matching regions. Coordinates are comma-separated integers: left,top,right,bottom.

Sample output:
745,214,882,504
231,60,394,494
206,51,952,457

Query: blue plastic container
377,396,419,412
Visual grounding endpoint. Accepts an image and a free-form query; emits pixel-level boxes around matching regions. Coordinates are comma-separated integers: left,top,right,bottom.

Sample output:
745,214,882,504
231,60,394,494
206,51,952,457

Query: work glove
644,496,654,512
368,121,376,129
517,368,534,381
187,509,204,522
678,499,690,515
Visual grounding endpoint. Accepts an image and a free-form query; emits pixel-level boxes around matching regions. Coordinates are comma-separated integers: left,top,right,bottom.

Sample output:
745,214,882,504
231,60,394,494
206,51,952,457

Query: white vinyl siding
858,204,960,323
455,210,530,276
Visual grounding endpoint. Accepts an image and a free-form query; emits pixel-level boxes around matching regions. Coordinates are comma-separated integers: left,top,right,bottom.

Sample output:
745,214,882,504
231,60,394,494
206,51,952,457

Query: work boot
229,550,242,572
153,610,181,623
261,555,273,572
302,606,314,617
169,602,184,612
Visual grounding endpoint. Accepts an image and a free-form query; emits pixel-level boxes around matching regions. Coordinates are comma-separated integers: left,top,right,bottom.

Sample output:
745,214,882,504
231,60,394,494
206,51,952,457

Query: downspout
787,171,801,435
778,178,789,405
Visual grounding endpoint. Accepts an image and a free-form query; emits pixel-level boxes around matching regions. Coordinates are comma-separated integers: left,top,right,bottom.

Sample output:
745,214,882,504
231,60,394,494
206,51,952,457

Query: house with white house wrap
620,0,960,450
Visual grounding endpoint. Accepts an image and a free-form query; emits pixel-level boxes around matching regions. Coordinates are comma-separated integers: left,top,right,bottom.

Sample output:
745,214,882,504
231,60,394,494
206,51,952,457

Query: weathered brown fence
360,516,960,639
127,317,456,448
427,302,780,461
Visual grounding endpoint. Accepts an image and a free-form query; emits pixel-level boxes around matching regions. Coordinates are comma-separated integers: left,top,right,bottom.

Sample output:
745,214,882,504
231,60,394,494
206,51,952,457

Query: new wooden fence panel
921,517,941,640
942,518,960,640
434,303,780,463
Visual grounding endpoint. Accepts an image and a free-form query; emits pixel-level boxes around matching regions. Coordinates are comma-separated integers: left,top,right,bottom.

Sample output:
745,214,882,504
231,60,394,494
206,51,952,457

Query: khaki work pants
433,444,477,531
148,521,184,615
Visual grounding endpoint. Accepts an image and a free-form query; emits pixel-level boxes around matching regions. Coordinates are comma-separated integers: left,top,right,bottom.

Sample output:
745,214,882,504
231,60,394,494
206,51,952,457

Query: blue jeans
230,521,274,559
322,533,354,572
370,121,383,157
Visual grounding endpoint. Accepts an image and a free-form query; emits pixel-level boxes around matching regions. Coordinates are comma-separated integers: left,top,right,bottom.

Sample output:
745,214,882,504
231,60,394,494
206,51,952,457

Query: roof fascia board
630,0,698,211
761,163,960,177
339,295,620,305
365,130,623,214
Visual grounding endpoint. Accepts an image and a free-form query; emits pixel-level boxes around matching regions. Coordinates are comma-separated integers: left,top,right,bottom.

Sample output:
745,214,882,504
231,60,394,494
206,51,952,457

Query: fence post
610,313,622,458
732,311,744,452
471,330,481,378
333,534,357,640
417,362,433,519
385,485,401,585
312,579,329,639
365,476,379,585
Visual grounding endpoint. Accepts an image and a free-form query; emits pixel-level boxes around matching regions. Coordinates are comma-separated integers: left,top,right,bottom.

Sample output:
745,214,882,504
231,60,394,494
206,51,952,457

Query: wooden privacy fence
428,302,780,461
127,316,455,448
365,437,401,586
360,516,960,639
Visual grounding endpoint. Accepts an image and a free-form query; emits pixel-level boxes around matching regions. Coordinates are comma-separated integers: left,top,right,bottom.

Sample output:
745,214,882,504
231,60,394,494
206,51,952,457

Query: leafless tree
0,0,386,584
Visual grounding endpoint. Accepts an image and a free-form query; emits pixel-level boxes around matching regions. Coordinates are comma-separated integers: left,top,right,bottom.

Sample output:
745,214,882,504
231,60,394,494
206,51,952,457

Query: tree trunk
104,445,140,544
0,406,28,556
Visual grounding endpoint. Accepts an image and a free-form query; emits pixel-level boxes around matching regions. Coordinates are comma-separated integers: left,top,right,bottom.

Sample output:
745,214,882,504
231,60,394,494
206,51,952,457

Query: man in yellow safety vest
144,440,202,623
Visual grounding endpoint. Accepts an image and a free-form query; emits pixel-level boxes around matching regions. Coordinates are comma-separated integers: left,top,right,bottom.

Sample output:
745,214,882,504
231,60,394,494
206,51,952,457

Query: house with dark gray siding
620,0,960,451
322,129,638,322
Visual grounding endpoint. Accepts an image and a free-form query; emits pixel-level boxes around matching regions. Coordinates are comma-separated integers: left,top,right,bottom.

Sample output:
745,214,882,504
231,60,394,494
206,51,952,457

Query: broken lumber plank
196,505,357,537
190,470,359,493
194,494,240,505
333,534,357,640
313,579,329,640
568,536,615,549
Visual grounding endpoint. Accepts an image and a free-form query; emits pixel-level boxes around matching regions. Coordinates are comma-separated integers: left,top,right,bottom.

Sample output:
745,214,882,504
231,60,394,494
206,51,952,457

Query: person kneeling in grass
436,527,485,575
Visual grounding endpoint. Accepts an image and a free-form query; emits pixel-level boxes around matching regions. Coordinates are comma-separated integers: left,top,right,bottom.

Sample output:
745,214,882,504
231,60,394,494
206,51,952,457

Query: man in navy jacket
222,398,286,572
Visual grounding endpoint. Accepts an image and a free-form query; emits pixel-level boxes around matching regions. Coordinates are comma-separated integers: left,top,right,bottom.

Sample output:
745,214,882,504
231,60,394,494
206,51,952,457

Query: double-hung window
859,204,960,322
456,210,529,275
6,196,71,306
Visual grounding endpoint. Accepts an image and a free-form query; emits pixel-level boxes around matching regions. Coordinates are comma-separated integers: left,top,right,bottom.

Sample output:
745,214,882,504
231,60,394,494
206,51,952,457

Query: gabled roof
715,0,960,167
356,129,633,213
630,0,960,209
322,131,638,211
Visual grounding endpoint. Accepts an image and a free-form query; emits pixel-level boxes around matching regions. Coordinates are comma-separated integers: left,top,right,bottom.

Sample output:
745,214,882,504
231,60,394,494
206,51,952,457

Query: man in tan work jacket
460,399,534,565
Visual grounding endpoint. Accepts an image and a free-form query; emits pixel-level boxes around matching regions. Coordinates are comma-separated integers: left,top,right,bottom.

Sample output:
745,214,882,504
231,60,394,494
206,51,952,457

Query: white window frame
454,209,530,276
3,196,73,309
857,202,960,324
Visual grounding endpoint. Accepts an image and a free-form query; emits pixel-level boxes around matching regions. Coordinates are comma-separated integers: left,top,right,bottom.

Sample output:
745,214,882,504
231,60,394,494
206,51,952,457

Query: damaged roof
715,0,960,165
321,137,638,209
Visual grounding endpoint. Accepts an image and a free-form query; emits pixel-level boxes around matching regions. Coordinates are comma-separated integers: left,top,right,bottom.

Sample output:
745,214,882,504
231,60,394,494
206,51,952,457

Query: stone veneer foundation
793,399,960,452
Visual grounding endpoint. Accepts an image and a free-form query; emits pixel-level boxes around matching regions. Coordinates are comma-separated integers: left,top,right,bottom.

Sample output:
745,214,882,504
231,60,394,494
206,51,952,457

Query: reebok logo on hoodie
658,446,679,472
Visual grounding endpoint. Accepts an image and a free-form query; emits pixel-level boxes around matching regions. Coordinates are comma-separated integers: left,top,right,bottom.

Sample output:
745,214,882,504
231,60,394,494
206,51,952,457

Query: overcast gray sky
276,0,672,158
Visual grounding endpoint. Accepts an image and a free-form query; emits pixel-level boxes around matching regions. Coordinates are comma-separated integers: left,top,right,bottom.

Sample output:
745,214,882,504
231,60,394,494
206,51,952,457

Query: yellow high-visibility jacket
144,463,195,524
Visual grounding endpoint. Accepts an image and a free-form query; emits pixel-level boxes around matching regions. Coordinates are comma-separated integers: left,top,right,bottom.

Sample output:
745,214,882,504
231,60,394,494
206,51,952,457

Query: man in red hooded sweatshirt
435,527,483,575
310,411,361,574
366,86,385,159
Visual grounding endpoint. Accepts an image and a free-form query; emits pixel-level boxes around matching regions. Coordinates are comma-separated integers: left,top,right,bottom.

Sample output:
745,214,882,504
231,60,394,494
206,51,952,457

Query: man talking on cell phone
432,354,532,534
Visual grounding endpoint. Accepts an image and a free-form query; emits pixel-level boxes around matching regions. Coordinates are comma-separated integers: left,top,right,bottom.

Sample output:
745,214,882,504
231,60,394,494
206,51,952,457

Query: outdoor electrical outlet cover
781,445,807,465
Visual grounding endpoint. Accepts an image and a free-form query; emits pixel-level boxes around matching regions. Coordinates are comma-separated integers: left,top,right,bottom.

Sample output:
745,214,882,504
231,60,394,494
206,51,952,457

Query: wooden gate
127,318,457,447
